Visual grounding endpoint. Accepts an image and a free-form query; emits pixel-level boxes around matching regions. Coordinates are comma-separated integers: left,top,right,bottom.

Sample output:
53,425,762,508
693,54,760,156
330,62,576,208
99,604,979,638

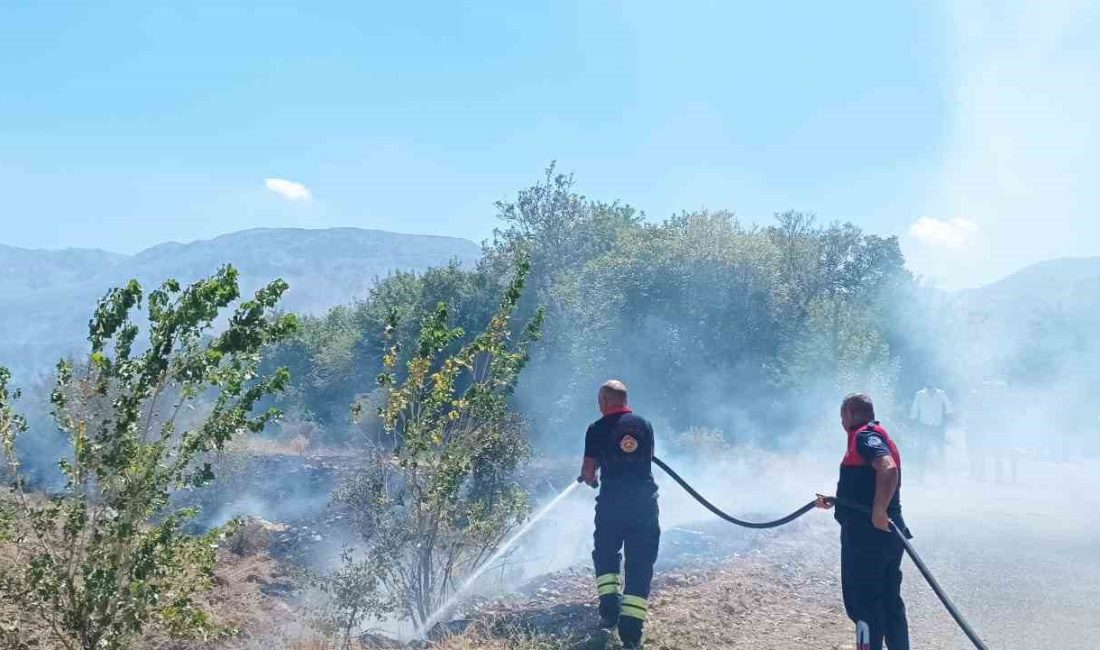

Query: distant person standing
910,382,953,468
818,393,911,650
579,380,660,650
968,380,1018,483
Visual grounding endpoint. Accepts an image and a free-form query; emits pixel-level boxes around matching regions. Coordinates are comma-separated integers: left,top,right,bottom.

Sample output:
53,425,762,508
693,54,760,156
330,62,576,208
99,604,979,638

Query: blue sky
2,1,1098,288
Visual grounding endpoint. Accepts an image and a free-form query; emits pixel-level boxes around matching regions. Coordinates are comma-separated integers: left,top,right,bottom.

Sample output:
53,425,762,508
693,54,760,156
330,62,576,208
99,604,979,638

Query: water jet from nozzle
417,479,582,638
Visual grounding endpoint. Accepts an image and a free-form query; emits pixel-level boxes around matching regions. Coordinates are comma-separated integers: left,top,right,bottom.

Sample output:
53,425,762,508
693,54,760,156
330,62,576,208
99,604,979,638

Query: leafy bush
0,266,296,650
323,258,543,633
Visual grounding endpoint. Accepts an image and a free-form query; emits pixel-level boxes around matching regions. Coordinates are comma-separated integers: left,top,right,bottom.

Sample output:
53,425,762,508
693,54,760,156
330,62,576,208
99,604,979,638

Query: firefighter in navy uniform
817,393,911,650
578,380,659,650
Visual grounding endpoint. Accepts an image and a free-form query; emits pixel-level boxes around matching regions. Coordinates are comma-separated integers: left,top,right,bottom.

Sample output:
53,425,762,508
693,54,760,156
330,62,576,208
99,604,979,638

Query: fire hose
652,456,989,650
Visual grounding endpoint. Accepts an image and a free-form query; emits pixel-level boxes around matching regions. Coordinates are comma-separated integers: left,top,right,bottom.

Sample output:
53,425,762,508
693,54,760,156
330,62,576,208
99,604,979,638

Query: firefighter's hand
872,508,891,532
815,494,834,510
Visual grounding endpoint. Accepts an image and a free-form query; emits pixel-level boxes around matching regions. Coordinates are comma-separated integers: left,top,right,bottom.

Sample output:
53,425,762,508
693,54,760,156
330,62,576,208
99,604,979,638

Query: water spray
419,457,988,650
417,480,582,639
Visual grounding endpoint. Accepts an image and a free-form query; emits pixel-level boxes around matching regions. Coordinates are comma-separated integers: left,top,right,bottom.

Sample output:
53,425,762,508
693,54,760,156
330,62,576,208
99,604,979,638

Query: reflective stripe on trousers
596,573,620,596
621,594,648,621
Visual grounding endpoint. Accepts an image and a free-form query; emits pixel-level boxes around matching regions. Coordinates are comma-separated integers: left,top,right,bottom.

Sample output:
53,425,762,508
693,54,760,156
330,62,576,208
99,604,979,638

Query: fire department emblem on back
619,435,639,453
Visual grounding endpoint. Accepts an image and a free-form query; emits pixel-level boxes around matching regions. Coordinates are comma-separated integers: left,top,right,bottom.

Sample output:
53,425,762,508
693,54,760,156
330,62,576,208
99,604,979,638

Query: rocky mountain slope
0,228,480,376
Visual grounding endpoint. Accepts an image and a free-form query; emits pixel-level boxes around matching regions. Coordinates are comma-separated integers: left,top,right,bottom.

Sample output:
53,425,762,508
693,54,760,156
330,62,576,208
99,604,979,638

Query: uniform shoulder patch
619,435,639,453
863,434,886,449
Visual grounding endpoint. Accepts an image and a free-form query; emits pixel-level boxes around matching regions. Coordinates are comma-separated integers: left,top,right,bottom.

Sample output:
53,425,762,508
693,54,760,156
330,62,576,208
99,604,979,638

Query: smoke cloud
909,217,978,250
910,0,1100,289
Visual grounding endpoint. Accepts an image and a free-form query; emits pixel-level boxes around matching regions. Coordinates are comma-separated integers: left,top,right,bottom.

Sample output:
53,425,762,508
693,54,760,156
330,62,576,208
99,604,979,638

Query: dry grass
138,550,303,650
433,628,566,650
639,527,852,650
229,435,311,457
437,520,855,650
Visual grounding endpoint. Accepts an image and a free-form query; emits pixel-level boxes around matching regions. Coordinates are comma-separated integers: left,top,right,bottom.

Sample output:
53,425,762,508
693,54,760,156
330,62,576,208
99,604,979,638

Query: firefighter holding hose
817,393,912,650
578,380,660,650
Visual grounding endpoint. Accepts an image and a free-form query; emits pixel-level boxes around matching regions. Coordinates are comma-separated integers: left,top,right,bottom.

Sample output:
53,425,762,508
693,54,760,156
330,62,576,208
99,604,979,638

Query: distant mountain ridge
0,244,127,300
949,255,1100,383
0,228,481,376
4,230,1096,382
954,255,1100,329
956,255,1100,305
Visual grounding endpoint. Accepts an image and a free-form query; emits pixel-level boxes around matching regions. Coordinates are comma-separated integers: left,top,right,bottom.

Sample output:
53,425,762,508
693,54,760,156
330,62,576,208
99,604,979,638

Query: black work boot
619,616,644,649
598,593,621,628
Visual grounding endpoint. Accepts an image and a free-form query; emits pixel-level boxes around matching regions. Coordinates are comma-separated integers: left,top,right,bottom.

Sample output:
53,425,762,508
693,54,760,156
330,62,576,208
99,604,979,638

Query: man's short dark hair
842,393,876,421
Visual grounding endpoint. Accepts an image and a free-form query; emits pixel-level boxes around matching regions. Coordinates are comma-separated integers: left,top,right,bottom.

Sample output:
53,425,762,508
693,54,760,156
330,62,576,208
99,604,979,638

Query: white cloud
909,217,978,250
264,178,312,201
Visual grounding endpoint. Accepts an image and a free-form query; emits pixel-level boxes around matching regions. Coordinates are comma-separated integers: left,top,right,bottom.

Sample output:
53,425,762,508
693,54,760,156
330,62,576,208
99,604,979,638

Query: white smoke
909,217,978,250
910,0,1100,289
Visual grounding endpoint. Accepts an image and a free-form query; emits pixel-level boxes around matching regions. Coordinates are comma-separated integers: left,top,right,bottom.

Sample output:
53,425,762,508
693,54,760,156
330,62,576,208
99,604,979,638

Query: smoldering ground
436,417,1099,648
7,346,1098,650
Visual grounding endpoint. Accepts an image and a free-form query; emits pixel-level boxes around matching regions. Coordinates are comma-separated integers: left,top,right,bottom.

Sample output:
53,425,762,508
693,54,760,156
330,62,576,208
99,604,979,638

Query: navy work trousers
592,496,660,600
841,525,910,650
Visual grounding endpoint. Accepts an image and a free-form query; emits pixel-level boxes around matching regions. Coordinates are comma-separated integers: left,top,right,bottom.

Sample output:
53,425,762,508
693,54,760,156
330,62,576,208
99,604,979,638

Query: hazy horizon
4,220,1097,293
0,225,483,256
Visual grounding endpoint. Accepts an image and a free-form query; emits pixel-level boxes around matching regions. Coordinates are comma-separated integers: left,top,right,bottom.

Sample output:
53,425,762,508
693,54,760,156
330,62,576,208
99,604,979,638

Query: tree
523,209,910,442
0,266,297,650
486,162,641,303
267,262,509,446
329,257,543,632
267,166,914,452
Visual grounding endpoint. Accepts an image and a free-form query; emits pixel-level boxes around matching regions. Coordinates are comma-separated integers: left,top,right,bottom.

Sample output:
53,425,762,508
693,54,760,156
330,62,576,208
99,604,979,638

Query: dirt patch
140,550,304,650
433,516,1011,650
449,521,856,650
